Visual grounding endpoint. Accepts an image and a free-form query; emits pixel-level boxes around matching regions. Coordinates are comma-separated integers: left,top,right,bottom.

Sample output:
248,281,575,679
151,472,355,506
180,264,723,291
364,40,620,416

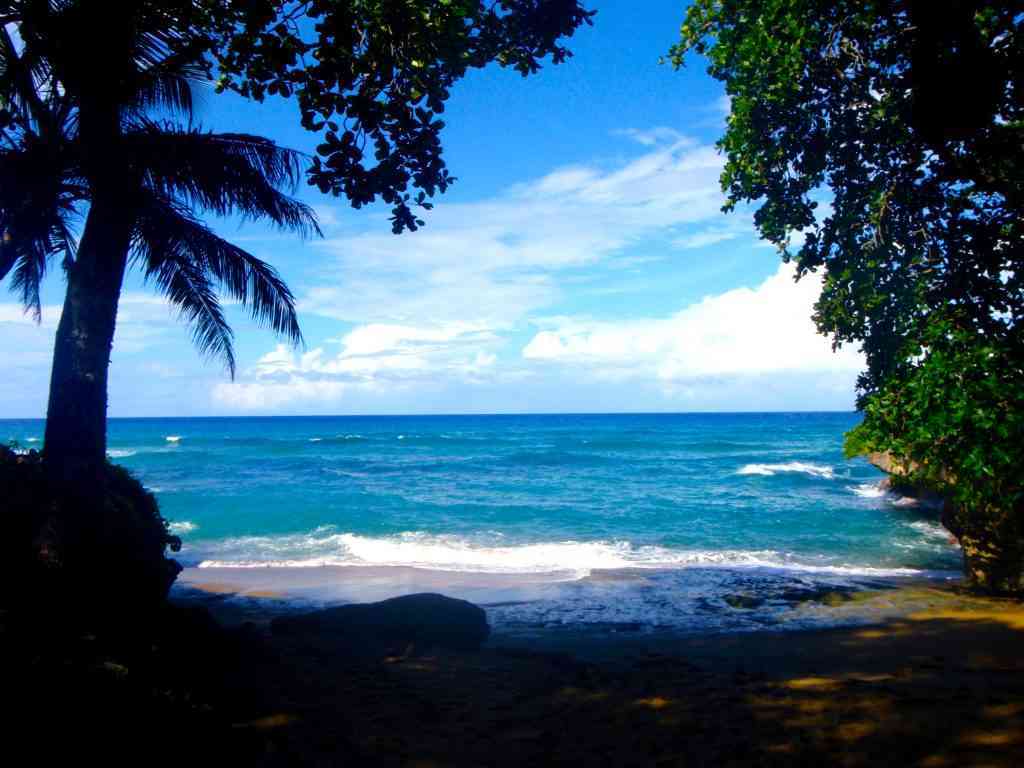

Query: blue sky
0,0,862,417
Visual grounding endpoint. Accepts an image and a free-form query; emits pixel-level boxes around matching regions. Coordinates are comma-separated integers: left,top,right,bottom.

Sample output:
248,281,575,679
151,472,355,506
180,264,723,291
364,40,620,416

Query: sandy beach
137,569,1024,766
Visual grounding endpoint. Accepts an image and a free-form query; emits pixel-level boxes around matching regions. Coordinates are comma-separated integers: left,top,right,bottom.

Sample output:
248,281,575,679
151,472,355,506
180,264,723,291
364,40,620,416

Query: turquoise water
3,413,961,629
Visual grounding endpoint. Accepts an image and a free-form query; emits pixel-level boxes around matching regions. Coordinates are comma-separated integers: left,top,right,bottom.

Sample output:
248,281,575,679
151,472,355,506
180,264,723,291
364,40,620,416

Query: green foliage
0,6,318,374
0,444,182,612
673,1,1023,395
178,0,595,232
846,321,1023,511
674,1,1024,590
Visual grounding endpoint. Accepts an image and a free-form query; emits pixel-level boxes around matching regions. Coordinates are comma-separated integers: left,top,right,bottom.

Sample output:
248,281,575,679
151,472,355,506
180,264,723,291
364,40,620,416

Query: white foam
165,435,182,443
737,462,835,479
107,449,136,458
892,495,921,508
907,520,955,542
308,438,322,442
849,482,888,499
191,530,926,578
26,437,39,443
169,521,198,534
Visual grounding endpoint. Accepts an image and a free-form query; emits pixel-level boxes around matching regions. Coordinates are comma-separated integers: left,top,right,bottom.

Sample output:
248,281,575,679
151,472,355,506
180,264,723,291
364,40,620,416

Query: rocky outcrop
271,592,490,655
866,451,1024,595
867,451,948,509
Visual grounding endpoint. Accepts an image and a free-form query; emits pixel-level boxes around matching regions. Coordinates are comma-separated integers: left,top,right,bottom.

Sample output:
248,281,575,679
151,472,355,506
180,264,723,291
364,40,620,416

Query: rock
724,594,765,610
867,450,949,510
271,593,490,654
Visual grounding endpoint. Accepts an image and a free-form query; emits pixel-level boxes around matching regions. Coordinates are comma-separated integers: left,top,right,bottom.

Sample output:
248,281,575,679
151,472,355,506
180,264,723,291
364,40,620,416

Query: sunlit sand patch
983,703,1024,718
836,721,877,741
633,696,672,710
908,607,1024,631
785,676,841,691
232,713,298,729
959,729,1022,748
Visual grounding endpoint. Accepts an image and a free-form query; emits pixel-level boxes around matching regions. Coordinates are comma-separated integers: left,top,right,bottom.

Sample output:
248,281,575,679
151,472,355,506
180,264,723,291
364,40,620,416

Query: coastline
176,564,984,660
161,574,1024,765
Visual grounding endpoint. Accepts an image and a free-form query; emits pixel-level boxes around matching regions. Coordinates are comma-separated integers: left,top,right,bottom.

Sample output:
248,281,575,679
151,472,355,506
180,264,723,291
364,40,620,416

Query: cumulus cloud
521,262,863,383
211,132,862,413
212,321,502,410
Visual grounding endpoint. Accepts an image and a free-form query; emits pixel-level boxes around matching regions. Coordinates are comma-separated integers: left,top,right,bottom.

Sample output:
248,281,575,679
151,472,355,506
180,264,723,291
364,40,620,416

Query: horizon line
1,409,860,421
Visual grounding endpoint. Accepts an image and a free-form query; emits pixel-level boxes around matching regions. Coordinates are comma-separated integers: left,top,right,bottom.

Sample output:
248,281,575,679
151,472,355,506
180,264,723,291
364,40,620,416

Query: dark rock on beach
271,592,490,655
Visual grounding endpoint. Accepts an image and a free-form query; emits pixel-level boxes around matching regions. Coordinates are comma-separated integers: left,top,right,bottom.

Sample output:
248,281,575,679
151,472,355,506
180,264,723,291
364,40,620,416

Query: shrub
0,445,182,620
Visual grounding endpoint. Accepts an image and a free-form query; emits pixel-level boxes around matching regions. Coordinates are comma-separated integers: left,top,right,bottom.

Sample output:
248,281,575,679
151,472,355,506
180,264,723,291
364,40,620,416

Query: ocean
4,412,962,633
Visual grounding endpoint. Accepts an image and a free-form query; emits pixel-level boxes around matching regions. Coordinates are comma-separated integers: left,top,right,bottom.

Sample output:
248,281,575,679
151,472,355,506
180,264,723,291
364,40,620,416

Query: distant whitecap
737,462,835,479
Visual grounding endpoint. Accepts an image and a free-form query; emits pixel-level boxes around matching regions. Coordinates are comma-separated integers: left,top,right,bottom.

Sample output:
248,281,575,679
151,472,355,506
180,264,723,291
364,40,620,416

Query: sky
0,0,864,418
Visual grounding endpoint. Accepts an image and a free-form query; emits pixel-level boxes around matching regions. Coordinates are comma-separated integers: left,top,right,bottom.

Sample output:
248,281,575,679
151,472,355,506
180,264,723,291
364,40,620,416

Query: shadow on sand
4,589,1023,766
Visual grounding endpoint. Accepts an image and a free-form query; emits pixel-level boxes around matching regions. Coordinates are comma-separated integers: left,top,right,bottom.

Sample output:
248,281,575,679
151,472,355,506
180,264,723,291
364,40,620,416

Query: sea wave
165,435,182,443
190,530,932,578
849,482,888,499
907,520,954,542
737,462,835,479
169,520,198,534
107,449,137,458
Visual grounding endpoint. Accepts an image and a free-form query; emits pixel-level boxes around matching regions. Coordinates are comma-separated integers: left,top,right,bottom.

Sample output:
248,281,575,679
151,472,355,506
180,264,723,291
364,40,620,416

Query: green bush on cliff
672,1,1024,592
846,321,1024,592
0,445,182,618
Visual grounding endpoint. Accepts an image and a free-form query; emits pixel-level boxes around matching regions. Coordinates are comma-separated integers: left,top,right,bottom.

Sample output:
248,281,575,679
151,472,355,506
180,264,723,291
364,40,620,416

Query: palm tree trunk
43,192,133,491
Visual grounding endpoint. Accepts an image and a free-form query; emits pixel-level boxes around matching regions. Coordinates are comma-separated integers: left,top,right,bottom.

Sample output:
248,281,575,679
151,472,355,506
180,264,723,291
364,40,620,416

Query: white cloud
211,133,861,413
0,303,61,325
212,321,504,410
674,224,744,250
298,135,735,330
613,126,692,147
522,262,862,383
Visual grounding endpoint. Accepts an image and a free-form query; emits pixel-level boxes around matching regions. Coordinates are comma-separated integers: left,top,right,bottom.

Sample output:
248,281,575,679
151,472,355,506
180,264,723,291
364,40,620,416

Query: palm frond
10,237,44,318
0,132,83,313
132,192,305,374
128,36,209,118
131,70,194,116
153,255,236,376
0,24,55,137
126,124,321,237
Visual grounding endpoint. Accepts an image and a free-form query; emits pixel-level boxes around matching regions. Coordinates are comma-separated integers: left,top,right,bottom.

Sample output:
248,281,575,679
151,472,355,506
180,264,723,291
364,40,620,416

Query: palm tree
1,4,319,492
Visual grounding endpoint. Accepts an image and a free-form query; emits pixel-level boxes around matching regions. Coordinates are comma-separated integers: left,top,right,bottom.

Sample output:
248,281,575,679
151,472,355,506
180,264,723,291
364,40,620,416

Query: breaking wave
190,529,932,578
737,462,836,479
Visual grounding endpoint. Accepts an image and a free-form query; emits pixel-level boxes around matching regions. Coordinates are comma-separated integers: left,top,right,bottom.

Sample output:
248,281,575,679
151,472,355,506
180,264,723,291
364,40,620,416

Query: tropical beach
2,1,1022,765
7,575,1024,766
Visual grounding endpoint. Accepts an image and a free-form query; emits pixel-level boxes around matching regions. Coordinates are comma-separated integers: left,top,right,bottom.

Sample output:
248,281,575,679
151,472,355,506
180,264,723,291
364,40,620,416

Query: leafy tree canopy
672,1,1024,590
124,0,594,233
5,0,593,233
